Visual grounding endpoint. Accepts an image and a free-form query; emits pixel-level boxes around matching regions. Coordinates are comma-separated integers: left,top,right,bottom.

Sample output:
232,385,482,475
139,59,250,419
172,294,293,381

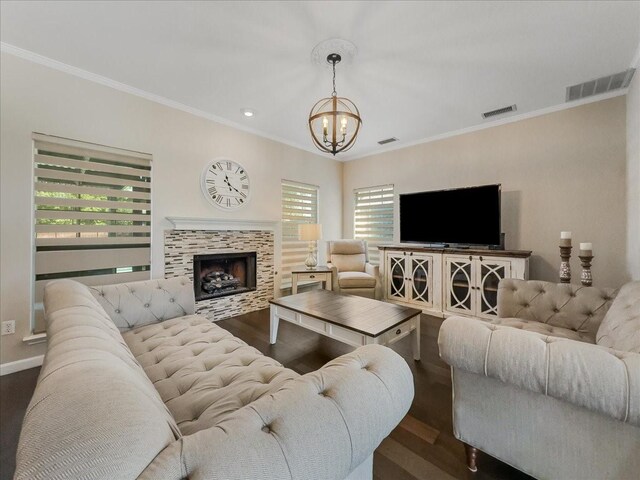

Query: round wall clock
201,158,250,210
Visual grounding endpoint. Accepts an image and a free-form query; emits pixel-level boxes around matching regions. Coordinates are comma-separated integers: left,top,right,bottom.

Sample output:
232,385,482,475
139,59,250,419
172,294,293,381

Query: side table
290,265,333,295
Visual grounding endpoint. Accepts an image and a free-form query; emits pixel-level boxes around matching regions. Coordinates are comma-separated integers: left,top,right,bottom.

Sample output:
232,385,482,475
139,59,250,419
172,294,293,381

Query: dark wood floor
0,309,531,480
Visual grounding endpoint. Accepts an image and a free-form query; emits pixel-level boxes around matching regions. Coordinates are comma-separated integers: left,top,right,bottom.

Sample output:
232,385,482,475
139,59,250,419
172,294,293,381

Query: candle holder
579,252,594,286
559,245,572,283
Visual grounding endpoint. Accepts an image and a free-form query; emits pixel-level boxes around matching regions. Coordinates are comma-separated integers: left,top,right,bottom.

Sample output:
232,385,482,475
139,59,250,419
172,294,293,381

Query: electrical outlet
1,320,16,336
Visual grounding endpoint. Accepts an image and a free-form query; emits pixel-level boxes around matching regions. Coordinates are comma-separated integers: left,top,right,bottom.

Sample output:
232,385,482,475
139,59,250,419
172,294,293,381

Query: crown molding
0,42,335,162
342,89,629,162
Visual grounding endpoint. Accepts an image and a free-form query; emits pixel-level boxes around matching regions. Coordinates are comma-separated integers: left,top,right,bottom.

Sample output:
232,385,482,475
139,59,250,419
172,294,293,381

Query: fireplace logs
201,271,241,294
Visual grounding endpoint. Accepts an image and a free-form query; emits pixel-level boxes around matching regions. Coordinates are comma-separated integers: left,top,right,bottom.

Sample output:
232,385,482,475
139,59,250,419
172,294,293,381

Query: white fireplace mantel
166,216,279,231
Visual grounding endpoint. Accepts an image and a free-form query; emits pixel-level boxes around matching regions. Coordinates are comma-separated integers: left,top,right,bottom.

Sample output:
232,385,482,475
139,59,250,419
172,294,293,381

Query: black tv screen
400,184,501,246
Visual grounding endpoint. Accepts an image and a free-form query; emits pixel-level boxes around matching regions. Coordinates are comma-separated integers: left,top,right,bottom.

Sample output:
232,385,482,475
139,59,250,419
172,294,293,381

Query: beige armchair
438,279,640,480
326,240,381,299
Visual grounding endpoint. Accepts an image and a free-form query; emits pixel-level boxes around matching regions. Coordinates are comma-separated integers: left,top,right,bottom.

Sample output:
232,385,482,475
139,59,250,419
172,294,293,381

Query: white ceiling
1,1,639,160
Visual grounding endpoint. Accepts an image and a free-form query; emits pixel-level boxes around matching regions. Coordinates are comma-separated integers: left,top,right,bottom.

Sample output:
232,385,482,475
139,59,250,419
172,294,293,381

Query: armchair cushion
597,281,640,353
338,271,377,289
331,253,366,273
498,279,617,340
439,316,640,426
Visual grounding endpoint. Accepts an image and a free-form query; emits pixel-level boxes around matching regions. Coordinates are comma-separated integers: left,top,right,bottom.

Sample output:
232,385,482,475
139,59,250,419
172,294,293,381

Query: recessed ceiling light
241,108,255,117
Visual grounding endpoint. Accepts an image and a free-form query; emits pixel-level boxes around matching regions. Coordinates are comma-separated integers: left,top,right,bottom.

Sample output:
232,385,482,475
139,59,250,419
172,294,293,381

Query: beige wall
0,53,343,365
627,66,640,280
343,96,629,287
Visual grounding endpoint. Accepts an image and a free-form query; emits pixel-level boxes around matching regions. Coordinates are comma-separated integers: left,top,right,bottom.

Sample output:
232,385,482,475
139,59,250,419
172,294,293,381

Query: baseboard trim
0,355,44,376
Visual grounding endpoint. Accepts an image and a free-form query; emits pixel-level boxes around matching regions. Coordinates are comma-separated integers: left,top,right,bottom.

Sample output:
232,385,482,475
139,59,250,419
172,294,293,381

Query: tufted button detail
170,298,175,303
553,308,559,313
262,425,271,434
115,309,120,314
144,303,150,308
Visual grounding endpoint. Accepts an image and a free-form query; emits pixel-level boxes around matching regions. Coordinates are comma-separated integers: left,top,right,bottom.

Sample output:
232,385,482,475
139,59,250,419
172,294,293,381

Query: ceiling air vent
566,69,635,102
377,137,398,145
482,104,517,119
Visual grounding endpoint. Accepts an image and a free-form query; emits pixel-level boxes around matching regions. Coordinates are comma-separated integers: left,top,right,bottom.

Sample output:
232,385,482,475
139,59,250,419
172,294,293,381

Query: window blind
354,184,394,265
281,180,319,287
33,134,152,332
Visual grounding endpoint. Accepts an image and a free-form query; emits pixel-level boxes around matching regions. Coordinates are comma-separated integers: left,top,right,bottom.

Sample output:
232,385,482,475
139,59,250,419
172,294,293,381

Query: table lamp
299,223,322,269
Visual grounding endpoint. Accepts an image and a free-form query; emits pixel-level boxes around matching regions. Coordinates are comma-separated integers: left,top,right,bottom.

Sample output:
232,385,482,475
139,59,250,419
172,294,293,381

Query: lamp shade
299,223,322,241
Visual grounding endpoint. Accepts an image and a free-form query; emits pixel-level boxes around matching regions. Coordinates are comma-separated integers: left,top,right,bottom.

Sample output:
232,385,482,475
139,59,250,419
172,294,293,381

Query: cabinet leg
464,444,478,472
411,315,421,361
269,306,279,344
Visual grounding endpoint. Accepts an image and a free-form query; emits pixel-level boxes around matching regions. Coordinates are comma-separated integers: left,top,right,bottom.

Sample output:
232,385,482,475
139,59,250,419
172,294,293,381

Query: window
33,134,152,332
281,180,319,287
354,184,394,265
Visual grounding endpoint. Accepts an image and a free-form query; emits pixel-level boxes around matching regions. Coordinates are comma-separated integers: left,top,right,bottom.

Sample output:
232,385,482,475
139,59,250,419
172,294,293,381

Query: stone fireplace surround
164,217,276,321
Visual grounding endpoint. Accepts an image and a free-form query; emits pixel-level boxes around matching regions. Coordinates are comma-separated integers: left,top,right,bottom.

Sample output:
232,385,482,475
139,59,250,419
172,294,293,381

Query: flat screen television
399,184,501,246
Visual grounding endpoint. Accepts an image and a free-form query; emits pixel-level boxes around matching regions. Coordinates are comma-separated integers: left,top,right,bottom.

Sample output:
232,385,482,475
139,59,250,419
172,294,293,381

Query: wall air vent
482,104,517,119
377,137,398,145
566,69,635,102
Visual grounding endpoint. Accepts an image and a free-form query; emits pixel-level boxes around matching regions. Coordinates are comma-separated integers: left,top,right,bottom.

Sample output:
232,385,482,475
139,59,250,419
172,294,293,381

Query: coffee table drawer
379,320,415,345
299,314,326,334
327,324,366,347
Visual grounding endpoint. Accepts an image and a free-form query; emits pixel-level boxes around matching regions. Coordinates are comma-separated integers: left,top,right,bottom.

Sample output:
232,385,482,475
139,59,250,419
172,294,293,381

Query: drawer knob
309,275,315,279
395,328,401,335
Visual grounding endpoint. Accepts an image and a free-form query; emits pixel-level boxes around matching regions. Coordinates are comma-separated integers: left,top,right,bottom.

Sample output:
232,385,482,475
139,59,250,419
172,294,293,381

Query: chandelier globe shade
308,53,362,156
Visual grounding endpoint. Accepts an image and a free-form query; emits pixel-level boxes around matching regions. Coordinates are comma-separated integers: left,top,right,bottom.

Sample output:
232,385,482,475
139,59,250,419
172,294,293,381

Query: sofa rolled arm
140,344,414,480
439,316,640,426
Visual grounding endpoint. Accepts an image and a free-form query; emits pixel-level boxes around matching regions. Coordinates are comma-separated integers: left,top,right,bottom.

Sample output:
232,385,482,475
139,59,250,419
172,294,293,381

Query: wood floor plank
399,414,440,445
377,437,457,480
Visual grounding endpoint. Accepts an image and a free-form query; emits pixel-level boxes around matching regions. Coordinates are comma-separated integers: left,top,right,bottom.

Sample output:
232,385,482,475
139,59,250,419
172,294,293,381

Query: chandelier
308,53,362,155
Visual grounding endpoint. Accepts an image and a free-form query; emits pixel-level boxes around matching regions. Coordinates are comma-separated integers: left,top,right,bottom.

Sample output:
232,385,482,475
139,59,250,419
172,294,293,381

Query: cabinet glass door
446,258,473,314
408,256,431,307
477,260,511,318
387,255,407,301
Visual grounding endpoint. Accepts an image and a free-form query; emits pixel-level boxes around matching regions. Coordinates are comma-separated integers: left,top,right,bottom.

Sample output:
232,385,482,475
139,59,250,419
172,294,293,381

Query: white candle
580,243,592,250
340,116,347,135
561,231,572,239
322,116,328,136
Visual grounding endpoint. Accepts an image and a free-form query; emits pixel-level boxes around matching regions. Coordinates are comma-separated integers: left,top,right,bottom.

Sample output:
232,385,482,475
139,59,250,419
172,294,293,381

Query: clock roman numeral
239,175,247,180
209,167,218,174
226,161,232,170
208,186,217,195
239,191,246,198
226,198,231,207
242,184,249,189
235,166,241,174
216,162,223,170
215,196,223,204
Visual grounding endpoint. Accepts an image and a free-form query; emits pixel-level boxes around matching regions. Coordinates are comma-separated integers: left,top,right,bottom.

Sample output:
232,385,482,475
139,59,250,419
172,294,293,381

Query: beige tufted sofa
15,277,414,480
438,278,640,480
326,240,381,299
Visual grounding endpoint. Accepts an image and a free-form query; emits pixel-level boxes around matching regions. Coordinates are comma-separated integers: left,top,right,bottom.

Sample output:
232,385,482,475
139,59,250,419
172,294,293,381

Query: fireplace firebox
193,252,257,301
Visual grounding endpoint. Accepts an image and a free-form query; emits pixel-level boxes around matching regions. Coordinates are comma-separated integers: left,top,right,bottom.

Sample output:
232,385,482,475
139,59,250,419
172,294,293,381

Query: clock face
201,159,250,210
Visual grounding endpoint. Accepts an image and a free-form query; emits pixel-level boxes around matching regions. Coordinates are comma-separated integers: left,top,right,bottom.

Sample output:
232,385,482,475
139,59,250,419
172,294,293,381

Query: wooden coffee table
269,290,421,360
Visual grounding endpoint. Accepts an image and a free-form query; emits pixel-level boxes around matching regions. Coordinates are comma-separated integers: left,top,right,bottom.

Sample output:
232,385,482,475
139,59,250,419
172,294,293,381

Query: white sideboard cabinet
380,245,531,319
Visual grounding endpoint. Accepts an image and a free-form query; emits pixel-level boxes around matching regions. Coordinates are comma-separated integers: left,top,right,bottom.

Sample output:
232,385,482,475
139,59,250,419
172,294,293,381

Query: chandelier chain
332,61,337,97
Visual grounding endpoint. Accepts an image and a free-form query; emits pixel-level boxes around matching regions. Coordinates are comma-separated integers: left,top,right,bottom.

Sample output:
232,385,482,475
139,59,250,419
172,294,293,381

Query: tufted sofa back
90,276,195,331
498,279,618,340
596,281,640,353
15,279,181,480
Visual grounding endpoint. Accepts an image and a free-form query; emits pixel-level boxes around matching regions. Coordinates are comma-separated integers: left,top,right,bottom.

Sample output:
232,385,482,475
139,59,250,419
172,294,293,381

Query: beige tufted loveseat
438,278,640,480
15,277,414,480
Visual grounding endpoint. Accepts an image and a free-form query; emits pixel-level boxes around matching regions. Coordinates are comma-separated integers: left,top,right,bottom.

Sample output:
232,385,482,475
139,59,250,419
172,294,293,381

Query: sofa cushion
498,279,617,340
122,315,300,435
90,276,195,331
338,271,377,288
596,281,640,353
332,254,366,273
489,317,595,343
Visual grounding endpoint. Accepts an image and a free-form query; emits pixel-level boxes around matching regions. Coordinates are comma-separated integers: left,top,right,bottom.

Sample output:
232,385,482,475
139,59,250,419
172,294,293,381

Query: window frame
353,184,395,265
